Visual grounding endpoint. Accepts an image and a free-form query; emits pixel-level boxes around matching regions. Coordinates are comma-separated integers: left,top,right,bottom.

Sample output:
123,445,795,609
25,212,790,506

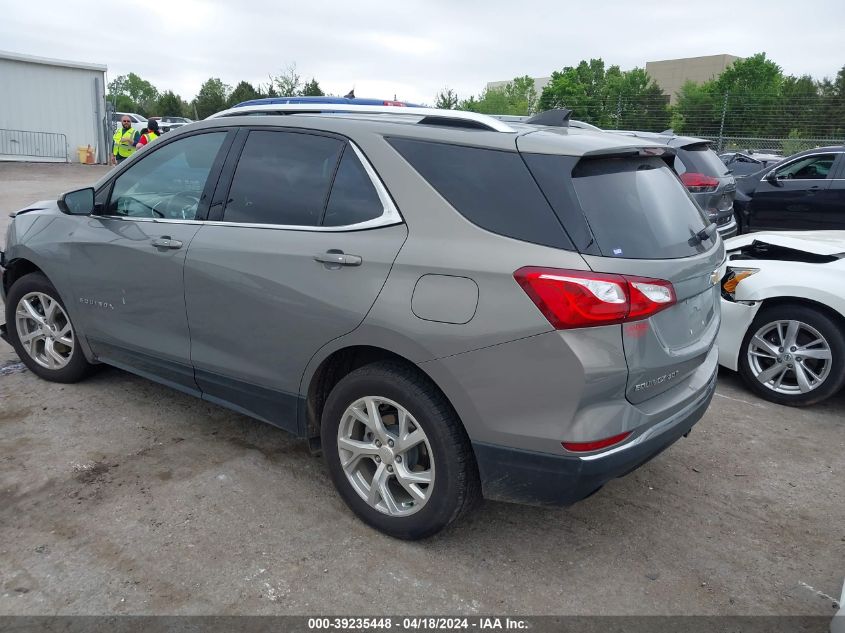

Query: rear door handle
151,236,183,249
314,250,362,267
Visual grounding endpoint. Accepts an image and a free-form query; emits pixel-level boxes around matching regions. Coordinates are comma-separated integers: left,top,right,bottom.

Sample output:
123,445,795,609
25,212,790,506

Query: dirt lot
0,163,843,616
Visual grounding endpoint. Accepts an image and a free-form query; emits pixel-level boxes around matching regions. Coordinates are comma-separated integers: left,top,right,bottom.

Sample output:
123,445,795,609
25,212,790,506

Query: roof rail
207,103,516,133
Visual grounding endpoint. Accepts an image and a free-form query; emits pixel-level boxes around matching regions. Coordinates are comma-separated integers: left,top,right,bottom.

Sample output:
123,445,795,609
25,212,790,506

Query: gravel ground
0,163,842,616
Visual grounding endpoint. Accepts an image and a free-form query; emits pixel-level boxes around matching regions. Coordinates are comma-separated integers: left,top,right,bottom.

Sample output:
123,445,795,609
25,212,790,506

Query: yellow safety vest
113,127,138,158
141,131,159,145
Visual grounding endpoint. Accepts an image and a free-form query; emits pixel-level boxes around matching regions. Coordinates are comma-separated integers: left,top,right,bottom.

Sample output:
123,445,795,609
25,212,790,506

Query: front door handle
152,236,183,249
806,186,820,196
314,250,362,267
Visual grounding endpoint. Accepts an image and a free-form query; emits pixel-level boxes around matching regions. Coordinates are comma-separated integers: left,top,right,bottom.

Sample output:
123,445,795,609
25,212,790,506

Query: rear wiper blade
690,222,717,245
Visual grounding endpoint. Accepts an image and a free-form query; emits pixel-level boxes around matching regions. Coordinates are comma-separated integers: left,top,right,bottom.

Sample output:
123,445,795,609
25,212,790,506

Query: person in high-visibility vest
136,118,160,149
112,116,140,165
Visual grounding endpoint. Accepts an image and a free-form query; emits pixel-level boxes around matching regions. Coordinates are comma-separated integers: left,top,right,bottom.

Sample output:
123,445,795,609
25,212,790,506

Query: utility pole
718,92,729,152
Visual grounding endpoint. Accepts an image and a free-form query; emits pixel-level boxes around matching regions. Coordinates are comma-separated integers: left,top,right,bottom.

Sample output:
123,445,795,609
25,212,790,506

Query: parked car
719,151,783,178
718,231,845,406
733,146,845,233
111,112,147,133
1,105,723,539
607,131,738,238
154,116,194,133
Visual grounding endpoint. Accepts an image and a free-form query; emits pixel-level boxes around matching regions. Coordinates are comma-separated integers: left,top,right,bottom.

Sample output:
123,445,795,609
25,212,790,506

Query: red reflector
562,431,632,453
382,101,407,107
679,172,719,193
514,267,676,329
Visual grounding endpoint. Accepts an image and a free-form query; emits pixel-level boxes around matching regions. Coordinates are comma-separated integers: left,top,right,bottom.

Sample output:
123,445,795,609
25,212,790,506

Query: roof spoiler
524,108,572,127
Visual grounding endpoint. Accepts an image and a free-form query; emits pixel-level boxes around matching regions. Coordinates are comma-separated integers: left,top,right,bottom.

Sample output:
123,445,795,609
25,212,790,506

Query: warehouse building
0,50,109,163
646,54,742,104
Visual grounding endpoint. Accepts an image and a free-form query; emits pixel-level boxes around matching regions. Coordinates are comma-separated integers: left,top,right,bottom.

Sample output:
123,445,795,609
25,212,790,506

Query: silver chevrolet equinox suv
1,105,723,539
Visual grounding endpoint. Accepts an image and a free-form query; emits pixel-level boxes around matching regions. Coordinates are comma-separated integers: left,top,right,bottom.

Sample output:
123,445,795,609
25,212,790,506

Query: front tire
738,304,845,406
321,361,480,540
5,272,93,383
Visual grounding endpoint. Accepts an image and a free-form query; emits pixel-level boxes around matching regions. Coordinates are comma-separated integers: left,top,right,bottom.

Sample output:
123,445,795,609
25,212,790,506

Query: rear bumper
472,364,717,506
717,216,738,239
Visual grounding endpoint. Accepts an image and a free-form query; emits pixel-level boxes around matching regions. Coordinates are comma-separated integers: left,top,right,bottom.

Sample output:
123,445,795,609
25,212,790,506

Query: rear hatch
675,143,736,229
522,144,724,404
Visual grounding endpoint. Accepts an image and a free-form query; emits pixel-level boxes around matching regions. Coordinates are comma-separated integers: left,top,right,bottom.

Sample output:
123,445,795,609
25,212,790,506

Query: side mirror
57,187,95,215
764,170,782,186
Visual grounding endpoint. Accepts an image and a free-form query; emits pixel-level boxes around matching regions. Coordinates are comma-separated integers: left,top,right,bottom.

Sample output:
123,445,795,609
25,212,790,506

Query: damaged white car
719,231,845,406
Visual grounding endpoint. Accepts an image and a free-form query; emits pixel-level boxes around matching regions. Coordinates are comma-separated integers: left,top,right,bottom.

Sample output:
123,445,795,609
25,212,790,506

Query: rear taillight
382,101,407,107
562,431,632,453
680,172,719,193
514,267,676,329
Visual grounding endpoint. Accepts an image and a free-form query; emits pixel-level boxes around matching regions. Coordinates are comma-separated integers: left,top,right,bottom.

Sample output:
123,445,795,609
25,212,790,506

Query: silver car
1,105,723,539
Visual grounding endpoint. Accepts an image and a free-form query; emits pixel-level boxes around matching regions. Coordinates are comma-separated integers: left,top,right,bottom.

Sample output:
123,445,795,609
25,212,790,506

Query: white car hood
725,231,845,256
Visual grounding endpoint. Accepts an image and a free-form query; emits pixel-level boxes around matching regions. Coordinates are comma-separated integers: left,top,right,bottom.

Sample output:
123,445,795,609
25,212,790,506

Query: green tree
228,81,261,107
435,88,459,109
193,78,231,119
459,87,511,114
503,75,538,114
272,63,301,97
156,90,183,116
817,65,845,137
458,76,538,116
670,80,720,135
538,59,669,129
108,72,159,115
672,53,791,139
300,78,324,96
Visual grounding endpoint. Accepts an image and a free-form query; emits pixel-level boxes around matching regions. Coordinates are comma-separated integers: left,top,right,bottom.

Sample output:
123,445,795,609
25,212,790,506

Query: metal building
646,54,742,104
0,50,109,163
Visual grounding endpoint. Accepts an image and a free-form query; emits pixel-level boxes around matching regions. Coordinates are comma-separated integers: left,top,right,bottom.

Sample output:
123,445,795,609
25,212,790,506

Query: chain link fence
547,92,845,158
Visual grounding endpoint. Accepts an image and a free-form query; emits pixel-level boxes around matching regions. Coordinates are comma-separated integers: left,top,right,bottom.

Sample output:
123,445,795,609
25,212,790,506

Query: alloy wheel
14,292,75,370
747,319,832,395
336,396,435,517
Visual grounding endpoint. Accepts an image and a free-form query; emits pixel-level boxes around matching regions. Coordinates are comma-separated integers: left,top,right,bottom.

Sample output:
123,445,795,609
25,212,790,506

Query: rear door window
223,130,344,226
676,144,730,177
386,137,573,250
570,156,714,259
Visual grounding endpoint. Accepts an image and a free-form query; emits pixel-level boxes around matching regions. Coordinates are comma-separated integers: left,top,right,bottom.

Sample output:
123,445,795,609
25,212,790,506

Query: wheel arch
299,343,463,452
2,256,97,363
757,296,845,331
2,257,46,295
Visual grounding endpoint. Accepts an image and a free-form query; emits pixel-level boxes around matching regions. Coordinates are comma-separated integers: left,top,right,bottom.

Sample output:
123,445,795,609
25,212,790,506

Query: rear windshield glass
676,144,730,177
571,157,714,259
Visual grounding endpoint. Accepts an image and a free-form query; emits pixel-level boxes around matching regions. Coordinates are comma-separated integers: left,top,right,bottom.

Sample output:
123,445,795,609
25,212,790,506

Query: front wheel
5,272,94,383
738,304,845,406
321,362,480,540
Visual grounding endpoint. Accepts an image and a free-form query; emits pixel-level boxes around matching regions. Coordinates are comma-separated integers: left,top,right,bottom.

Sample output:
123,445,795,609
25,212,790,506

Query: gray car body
1,113,723,505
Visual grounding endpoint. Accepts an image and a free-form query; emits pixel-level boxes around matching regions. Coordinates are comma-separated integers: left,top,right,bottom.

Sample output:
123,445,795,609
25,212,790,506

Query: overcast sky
2,0,844,105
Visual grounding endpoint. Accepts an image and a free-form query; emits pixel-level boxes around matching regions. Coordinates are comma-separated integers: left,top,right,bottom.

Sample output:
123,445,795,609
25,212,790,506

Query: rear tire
5,272,93,383
321,361,480,540
738,304,845,406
